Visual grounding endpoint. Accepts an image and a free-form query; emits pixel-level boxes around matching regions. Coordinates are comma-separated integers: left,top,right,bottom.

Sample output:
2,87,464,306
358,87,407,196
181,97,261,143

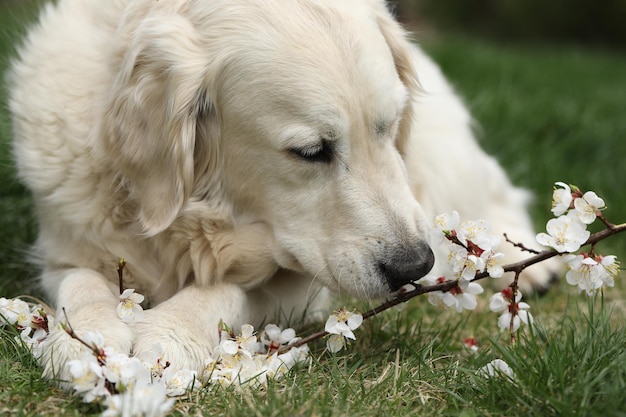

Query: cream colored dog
10,0,556,381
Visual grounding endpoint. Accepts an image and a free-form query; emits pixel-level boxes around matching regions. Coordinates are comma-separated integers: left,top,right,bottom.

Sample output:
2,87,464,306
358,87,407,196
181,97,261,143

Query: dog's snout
379,243,435,291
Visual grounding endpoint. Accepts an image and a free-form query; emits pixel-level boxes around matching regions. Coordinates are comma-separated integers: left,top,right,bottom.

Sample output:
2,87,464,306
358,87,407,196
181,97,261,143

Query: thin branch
61,308,107,366
117,258,127,295
504,233,540,254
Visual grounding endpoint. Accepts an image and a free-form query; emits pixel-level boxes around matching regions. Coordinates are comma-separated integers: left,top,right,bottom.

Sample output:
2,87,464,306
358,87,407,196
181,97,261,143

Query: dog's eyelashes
288,140,334,163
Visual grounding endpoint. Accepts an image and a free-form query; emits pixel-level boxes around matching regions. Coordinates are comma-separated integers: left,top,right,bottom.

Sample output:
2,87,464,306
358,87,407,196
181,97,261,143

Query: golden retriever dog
9,0,557,380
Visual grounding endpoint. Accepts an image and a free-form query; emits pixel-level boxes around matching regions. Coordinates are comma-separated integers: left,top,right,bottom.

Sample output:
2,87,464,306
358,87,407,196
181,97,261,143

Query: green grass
0,0,44,298
1,3,626,416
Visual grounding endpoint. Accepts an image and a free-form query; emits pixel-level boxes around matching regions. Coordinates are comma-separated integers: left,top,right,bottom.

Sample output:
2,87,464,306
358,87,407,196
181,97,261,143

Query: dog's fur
9,0,557,380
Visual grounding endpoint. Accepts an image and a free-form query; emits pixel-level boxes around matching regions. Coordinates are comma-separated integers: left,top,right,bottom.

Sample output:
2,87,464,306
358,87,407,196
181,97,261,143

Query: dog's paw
132,309,216,373
39,309,133,387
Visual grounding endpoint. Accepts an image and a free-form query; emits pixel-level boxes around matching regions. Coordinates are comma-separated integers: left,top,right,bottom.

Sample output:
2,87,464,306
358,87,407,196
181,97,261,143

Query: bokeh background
395,0,626,47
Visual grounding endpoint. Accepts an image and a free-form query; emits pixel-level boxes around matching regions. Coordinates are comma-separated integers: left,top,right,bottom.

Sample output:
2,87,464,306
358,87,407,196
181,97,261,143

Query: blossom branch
480,221,626,279
278,220,626,355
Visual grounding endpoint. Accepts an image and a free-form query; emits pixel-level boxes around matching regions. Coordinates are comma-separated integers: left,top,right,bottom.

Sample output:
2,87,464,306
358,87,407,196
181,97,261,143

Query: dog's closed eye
288,140,334,163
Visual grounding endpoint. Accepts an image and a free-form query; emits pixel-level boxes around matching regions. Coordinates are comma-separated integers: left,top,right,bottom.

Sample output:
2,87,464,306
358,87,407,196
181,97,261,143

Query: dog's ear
371,2,420,155
101,15,215,236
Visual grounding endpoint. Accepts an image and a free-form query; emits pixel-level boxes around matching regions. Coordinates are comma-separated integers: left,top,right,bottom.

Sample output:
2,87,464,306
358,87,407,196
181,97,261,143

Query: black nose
378,243,435,291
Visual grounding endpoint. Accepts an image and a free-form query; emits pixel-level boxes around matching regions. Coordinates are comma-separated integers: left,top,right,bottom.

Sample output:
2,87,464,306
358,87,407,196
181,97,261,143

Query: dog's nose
378,243,435,291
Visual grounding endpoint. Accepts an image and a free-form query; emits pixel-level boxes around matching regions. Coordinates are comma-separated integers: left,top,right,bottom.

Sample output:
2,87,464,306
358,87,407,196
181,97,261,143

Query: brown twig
117,258,127,295
504,233,540,254
61,308,107,366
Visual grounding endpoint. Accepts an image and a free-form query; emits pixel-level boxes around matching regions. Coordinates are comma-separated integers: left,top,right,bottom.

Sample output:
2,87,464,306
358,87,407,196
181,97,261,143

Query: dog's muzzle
377,242,435,291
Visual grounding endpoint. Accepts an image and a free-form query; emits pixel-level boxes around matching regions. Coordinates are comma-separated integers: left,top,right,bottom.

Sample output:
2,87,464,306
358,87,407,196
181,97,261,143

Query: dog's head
102,0,434,298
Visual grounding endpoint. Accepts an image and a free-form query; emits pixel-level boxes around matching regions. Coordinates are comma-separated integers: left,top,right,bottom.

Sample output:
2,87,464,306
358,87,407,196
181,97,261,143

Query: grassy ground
1,2,626,416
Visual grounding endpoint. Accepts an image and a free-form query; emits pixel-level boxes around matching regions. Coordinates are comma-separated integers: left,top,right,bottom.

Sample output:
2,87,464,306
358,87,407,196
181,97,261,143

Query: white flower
418,275,450,308
463,337,479,353
564,253,619,295
19,326,48,356
447,245,469,275
536,212,590,253
117,289,144,323
238,324,262,353
448,280,484,312
266,343,310,378
551,182,573,216
326,334,346,353
136,344,169,379
216,324,261,361
102,379,174,417
573,191,605,224
162,367,198,396
67,354,108,402
260,324,297,352
0,297,32,328
434,211,460,232
418,275,483,313
482,250,505,278
489,289,533,332
488,291,509,313
478,359,515,380
324,309,363,340
456,254,486,281
458,219,497,251
598,255,620,287
101,347,150,391
430,211,461,247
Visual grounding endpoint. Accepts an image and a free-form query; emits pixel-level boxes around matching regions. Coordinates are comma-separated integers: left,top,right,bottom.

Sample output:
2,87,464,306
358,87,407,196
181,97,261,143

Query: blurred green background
395,0,626,47
0,0,625,299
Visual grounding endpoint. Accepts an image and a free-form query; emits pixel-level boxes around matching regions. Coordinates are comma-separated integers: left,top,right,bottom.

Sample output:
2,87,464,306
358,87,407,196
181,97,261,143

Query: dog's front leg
131,283,273,373
40,268,134,385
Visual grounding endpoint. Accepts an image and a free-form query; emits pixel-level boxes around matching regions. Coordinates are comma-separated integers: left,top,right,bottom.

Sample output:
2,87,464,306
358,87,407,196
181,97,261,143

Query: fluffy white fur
9,0,558,381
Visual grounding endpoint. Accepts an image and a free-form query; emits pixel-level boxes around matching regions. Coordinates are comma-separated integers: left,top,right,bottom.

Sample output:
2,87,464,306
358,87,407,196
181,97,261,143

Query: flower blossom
478,359,515,380
0,297,32,328
324,309,363,352
137,344,170,379
563,253,620,295
117,289,145,323
266,344,310,379
573,191,605,224
206,323,309,387
551,182,573,216
433,211,460,235
458,219,497,251
162,367,198,396
463,337,479,353
489,288,533,332
418,275,483,313
67,353,109,403
325,309,363,341
101,347,150,391
261,324,297,352
102,379,174,417
482,250,505,278
536,211,590,253
431,213,506,282
219,324,262,359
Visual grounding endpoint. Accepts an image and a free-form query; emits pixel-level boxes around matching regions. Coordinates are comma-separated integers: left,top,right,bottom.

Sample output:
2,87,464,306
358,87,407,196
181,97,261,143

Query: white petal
347,314,363,330
326,334,345,353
